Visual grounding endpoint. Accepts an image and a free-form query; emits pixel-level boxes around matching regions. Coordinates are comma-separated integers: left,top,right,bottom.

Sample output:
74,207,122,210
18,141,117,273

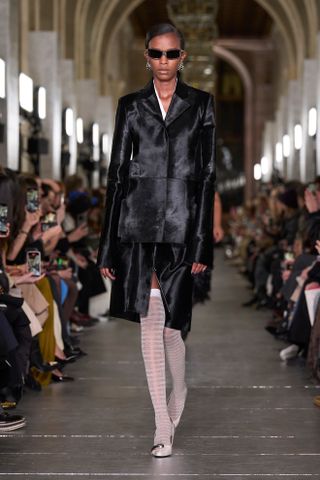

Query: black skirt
109,242,194,331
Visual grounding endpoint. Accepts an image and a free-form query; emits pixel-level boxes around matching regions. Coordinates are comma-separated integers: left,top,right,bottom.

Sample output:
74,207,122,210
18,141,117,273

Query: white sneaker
279,344,300,361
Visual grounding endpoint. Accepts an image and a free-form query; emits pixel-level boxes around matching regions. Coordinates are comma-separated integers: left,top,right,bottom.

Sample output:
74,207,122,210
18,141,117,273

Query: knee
163,326,180,345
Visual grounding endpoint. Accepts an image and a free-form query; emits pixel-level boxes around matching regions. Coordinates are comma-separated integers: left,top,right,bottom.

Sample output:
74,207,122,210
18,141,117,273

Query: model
97,22,216,458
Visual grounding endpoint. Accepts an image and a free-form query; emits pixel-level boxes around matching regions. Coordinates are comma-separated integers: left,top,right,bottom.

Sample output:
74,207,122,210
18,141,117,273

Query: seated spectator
226,178,320,406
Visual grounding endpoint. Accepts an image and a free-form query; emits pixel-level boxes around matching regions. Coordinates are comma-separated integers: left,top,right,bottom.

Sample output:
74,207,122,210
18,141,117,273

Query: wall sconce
19,73,33,112
76,118,83,144
65,108,74,137
0,58,5,99
294,124,302,150
102,133,109,155
261,156,269,176
308,107,317,137
275,142,283,163
254,163,262,181
36,86,46,119
282,134,290,158
92,123,99,147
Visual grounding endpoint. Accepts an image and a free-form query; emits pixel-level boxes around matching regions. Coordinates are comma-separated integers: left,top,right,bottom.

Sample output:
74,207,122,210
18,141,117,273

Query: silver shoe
151,421,175,458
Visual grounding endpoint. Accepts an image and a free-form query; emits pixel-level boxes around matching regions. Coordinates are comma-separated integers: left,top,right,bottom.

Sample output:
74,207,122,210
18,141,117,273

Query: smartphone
0,203,8,234
284,252,295,262
41,212,57,232
26,188,39,212
77,212,88,226
58,257,69,270
26,250,41,277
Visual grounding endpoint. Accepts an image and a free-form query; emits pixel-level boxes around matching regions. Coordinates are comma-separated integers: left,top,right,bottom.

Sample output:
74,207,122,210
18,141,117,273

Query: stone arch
255,0,297,78
213,45,254,201
303,0,318,57
74,0,92,78
97,0,302,95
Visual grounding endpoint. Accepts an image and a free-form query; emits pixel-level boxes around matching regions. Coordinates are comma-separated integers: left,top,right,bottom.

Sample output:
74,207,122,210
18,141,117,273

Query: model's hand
13,272,45,285
213,225,224,243
305,189,320,213
68,224,89,243
100,267,116,280
191,263,207,274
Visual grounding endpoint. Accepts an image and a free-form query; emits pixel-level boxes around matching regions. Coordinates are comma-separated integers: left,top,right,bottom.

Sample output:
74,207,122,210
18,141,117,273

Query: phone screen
41,212,57,232
77,212,88,226
26,189,39,212
0,204,8,234
27,250,41,277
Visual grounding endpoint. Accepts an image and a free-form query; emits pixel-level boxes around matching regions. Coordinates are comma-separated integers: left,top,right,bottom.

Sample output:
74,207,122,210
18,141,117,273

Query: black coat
97,79,216,270
97,79,216,326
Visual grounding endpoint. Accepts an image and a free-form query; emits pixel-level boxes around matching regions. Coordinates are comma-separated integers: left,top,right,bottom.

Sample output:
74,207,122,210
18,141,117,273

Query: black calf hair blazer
97,78,216,269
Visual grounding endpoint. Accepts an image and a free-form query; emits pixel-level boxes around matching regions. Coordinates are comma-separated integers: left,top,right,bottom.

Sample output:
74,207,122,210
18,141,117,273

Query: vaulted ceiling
130,0,272,39
23,0,320,94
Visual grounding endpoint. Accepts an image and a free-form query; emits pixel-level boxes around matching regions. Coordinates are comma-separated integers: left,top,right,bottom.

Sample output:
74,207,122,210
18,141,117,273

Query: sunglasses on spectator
147,48,182,59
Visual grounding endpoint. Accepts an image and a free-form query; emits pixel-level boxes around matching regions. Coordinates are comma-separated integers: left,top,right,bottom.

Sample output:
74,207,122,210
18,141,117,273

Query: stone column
61,59,77,175
28,31,62,179
0,0,20,171
76,79,99,186
316,34,320,176
300,59,317,183
96,96,114,168
76,79,98,125
286,80,302,180
274,97,285,177
261,121,274,182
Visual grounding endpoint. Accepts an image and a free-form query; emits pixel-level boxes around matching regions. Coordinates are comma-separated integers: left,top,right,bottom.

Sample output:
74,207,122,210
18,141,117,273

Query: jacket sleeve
187,94,216,268
97,97,132,268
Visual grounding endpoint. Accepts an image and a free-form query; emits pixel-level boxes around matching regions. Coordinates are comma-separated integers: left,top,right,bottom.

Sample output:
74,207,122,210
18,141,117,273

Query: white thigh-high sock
140,289,172,445
164,326,187,425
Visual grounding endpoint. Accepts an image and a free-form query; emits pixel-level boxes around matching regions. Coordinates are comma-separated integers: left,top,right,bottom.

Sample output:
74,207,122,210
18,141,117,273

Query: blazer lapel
139,79,164,124
139,78,191,127
165,80,191,127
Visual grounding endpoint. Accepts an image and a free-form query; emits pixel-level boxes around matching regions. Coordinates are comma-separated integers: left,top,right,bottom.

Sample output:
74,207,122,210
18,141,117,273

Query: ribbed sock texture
140,292,172,445
164,326,187,425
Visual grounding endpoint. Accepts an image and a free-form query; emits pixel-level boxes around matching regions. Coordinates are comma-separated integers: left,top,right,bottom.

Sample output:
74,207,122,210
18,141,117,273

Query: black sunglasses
147,48,182,60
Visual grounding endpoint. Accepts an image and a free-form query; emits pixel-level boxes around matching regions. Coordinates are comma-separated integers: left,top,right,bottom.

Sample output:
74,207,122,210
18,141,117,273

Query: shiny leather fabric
109,243,194,330
97,79,216,269
97,79,216,329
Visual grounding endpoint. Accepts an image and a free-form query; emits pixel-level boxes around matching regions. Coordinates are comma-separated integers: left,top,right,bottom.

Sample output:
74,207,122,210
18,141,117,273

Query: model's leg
164,327,187,427
140,273,172,449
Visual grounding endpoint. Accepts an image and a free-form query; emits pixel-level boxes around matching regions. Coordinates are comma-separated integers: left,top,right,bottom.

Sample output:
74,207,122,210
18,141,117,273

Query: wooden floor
1,252,320,479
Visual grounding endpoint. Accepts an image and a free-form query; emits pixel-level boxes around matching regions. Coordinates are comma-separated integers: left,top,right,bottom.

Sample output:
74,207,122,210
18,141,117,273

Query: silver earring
178,61,184,71
146,62,152,71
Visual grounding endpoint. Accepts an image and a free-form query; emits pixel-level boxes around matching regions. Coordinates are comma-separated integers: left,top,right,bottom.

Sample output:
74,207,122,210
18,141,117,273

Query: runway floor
1,253,320,479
